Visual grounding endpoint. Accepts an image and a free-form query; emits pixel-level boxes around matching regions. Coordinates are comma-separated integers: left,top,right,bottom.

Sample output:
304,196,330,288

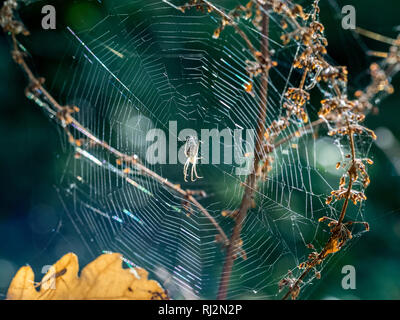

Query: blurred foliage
0,0,400,299
7,252,167,300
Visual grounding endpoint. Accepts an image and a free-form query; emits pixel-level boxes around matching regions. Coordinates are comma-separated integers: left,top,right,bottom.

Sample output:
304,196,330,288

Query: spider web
28,0,373,299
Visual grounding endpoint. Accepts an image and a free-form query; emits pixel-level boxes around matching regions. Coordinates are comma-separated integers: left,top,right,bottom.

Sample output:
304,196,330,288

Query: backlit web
29,0,372,299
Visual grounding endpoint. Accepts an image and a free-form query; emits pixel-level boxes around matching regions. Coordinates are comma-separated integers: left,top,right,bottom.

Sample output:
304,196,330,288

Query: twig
217,2,271,300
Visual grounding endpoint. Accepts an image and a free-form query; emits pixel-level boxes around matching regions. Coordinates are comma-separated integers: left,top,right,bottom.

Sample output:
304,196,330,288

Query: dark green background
0,0,400,299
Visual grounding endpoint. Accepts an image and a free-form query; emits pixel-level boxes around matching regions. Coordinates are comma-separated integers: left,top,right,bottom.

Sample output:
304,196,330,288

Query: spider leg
191,161,195,181
184,141,189,156
193,159,202,179
184,159,189,182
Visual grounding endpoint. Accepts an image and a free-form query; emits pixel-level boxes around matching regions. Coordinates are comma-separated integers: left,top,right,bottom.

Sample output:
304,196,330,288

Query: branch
217,2,271,300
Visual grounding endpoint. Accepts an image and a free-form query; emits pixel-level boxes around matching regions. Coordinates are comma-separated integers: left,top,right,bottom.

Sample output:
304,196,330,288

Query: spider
183,136,202,182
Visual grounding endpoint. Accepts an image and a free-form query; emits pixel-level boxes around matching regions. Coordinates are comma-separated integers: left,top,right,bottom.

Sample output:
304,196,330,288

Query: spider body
183,136,202,182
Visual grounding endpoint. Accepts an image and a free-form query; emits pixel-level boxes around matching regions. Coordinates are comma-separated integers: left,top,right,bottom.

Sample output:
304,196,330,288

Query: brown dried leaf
7,252,167,300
